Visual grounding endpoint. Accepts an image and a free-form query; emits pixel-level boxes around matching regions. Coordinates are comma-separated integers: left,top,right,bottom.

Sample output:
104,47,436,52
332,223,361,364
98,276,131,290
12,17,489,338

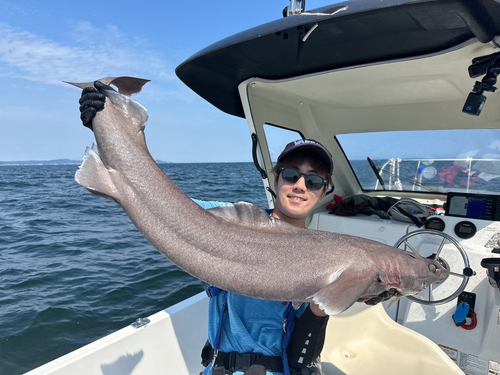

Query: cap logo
279,138,333,174
294,139,317,146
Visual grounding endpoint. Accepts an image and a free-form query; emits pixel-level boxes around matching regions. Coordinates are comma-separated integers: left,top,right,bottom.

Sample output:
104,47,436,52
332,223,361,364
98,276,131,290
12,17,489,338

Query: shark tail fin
65,76,150,96
75,143,119,202
106,77,150,96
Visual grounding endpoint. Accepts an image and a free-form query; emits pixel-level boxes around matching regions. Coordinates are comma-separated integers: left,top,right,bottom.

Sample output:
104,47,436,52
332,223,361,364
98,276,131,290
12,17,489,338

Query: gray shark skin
69,77,448,315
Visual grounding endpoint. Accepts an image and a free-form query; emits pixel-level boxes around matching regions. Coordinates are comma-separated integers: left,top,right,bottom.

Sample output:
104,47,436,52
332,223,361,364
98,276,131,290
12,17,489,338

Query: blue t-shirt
193,199,307,375
204,292,307,375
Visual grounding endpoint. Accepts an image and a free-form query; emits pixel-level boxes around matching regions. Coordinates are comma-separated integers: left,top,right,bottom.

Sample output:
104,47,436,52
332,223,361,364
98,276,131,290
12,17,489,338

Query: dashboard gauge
454,221,477,239
425,217,445,231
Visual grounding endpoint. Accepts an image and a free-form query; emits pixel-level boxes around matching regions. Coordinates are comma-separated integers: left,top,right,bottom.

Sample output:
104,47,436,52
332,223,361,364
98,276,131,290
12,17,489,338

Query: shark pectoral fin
310,273,374,316
75,144,118,202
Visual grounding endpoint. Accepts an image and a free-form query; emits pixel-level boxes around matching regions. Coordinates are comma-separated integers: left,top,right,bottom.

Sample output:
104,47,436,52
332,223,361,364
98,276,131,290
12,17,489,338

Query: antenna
283,0,306,17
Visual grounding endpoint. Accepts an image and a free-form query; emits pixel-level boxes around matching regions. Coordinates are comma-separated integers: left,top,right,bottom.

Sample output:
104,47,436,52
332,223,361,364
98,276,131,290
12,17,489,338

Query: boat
26,0,500,374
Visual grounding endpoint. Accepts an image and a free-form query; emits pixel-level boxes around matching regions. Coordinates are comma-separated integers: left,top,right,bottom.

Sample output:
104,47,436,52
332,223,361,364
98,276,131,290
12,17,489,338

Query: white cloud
0,22,176,86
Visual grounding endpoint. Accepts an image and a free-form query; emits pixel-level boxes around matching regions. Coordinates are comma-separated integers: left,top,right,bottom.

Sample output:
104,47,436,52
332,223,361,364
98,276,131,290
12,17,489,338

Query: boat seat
320,302,463,375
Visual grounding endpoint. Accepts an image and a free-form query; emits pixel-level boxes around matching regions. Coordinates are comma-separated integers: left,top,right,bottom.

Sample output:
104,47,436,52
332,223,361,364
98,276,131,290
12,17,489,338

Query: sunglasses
278,167,328,191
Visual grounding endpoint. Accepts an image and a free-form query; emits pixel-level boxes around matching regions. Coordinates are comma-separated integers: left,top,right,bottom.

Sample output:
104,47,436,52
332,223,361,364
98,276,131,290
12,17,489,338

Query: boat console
309,195,500,375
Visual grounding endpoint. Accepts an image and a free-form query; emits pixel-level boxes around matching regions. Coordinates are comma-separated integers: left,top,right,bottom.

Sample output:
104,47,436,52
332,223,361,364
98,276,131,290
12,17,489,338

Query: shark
67,77,448,315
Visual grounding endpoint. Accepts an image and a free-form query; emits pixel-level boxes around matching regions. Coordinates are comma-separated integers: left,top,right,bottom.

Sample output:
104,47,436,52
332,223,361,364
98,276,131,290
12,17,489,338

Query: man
78,83,393,375
199,139,334,375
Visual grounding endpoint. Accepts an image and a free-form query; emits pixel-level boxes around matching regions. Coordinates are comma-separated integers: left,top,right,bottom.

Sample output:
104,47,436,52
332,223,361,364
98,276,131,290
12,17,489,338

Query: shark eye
429,264,437,273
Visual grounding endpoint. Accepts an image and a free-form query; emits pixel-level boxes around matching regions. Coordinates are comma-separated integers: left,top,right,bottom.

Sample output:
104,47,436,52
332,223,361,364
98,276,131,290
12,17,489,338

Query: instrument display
454,221,477,239
425,217,445,231
445,192,500,221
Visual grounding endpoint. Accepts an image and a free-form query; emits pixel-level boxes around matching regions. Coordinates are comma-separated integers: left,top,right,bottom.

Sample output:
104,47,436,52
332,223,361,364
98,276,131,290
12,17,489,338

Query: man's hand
78,81,115,130
358,288,400,305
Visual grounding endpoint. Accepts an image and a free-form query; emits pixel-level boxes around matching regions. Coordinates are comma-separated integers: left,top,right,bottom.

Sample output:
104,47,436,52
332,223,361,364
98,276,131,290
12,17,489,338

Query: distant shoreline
0,160,258,166
0,159,81,166
0,159,167,166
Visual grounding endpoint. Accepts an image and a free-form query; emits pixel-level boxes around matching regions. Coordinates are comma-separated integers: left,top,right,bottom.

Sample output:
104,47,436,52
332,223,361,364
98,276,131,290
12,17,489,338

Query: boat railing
372,157,500,194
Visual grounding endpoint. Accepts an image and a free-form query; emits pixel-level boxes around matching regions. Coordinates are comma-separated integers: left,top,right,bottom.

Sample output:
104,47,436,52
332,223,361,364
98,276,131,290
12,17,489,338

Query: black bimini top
175,0,500,118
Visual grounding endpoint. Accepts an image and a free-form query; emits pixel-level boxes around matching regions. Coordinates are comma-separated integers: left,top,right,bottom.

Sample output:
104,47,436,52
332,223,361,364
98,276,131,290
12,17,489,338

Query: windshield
337,129,500,194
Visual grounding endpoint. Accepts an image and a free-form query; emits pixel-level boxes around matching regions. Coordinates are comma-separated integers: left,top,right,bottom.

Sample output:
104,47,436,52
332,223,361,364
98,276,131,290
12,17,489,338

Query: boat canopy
176,0,500,118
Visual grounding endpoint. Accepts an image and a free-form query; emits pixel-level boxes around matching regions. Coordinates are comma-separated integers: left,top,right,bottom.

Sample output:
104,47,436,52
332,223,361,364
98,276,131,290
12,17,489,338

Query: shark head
395,252,449,294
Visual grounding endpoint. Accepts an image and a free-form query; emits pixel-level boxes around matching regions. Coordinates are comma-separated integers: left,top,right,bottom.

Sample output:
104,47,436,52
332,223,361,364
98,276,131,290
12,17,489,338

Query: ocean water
0,163,268,375
3,157,490,374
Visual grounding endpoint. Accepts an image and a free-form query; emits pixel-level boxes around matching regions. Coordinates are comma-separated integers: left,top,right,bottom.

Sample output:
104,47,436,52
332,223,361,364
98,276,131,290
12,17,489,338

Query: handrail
371,157,499,193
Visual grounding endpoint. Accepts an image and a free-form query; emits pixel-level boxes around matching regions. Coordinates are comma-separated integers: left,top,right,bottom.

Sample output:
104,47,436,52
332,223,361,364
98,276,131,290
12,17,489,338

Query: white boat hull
25,290,463,375
25,293,208,375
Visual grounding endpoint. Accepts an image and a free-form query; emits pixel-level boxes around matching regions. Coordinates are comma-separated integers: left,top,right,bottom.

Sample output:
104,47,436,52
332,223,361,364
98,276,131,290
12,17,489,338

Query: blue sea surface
0,163,268,375
1,158,457,374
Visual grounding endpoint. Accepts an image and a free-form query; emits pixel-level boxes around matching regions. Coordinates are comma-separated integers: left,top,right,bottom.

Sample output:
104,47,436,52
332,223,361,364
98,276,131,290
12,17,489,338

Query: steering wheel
394,229,472,305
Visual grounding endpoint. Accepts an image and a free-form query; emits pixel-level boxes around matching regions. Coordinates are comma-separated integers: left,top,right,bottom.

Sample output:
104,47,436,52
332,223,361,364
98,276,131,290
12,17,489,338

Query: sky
2,1,499,164
0,0,336,163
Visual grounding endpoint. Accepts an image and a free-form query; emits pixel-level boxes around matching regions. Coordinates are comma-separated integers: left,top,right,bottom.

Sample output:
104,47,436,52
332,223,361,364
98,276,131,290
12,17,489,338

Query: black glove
358,288,401,305
290,358,323,375
288,306,329,372
78,81,115,130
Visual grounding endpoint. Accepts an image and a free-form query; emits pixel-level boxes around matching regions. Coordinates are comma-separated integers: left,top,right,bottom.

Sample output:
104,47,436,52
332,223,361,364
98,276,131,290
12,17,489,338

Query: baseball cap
277,139,334,174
